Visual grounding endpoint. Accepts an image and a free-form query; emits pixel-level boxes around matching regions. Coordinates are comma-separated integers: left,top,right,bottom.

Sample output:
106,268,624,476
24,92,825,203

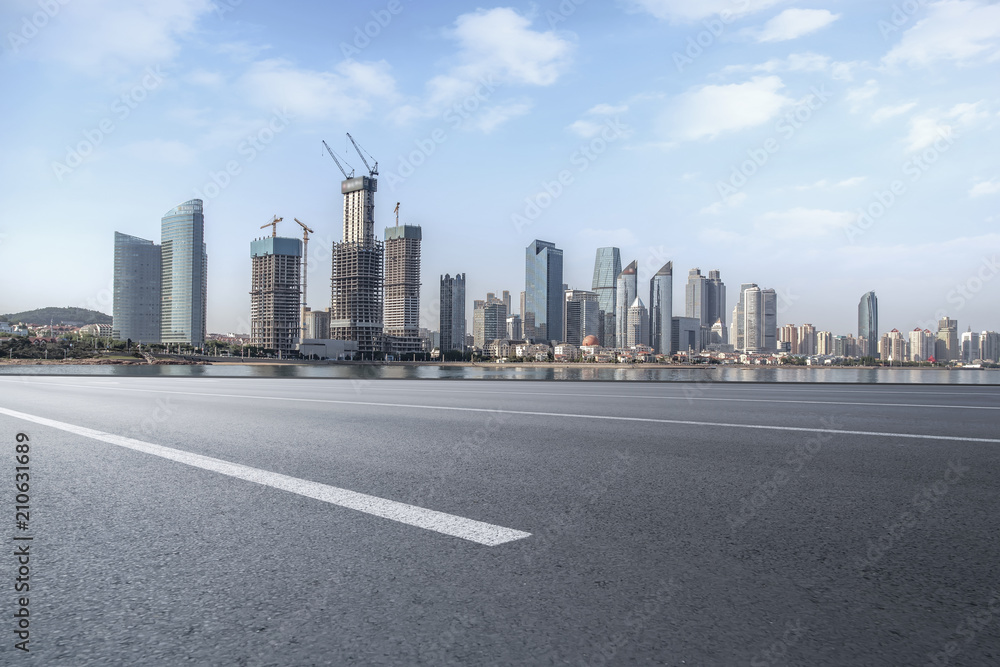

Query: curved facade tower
649,261,672,355
591,247,621,345
858,291,878,357
615,260,637,348
160,199,207,347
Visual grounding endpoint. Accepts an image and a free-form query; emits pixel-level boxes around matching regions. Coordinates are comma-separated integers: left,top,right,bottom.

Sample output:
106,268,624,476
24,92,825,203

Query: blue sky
1,0,998,336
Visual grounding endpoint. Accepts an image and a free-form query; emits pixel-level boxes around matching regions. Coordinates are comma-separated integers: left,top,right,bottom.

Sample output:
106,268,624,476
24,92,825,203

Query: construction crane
261,215,283,237
393,202,400,226
346,133,378,177
293,217,315,344
322,140,354,179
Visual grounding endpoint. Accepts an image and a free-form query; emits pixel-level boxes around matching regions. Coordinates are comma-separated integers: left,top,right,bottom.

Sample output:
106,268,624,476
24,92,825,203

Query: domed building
581,334,599,346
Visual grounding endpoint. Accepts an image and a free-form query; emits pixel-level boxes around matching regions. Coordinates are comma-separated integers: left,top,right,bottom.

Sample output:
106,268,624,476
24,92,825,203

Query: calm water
1,363,998,384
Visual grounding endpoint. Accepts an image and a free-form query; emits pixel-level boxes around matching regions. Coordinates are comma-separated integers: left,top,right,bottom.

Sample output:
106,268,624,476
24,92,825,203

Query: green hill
1,307,112,326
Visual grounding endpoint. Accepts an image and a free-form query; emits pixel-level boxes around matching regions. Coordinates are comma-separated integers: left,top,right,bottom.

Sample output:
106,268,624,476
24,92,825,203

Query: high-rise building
980,331,999,362
250,236,302,355
564,290,600,345
626,297,648,348
706,269,727,340
472,295,507,348
908,328,934,362
506,315,522,340
649,262,673,355
762,288,777,352
858,291,878,358
525,240,563,343
113,232,161,344
733,283,756,351
742,286,763,352
383,224,422,356
615,260,638,348
798,324,817,356
439,273,466,352
935,317,958,362
960,329,980,363
671,316,701,354
685,268,708,323
816,331,833,355
304,308,331,340
331,176,384,357
880,329,907,362
779,324,799,355
161,199,207,347
592,247,621,345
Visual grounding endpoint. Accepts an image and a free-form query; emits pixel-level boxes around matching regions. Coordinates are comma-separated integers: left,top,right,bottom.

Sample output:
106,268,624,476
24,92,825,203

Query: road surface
0,376,998,665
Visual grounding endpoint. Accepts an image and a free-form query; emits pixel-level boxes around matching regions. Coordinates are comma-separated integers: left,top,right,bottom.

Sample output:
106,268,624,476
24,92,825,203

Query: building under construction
250,235,302,355
383,220,422,357
330,171,384,357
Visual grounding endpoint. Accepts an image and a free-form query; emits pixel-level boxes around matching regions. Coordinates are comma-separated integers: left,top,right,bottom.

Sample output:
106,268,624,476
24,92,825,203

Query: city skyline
2,1,999,336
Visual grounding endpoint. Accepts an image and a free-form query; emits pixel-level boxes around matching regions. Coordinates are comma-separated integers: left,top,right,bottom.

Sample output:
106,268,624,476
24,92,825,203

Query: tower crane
393,202,400,226
261,215,283,237
322,140,354,179
346,133,378,177
293,217,315,344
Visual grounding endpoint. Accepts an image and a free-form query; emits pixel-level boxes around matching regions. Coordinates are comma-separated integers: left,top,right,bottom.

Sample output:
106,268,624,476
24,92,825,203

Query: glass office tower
112,232,161,343
858,291,878,357
161,199,207,347
525,240,563,343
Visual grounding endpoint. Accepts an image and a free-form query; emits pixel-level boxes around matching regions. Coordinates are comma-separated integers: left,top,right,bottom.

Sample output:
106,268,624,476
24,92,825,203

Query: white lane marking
0,407,530,547
9,382,1000,444
344,386,1000,411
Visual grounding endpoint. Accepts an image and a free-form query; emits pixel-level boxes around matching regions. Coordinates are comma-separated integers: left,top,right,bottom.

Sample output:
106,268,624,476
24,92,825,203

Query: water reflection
1,363,997,384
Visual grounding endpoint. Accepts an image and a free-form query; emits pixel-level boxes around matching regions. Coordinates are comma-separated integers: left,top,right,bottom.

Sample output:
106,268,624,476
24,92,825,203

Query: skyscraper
649,262,672,355
564,290,600,345
626,297,648,348
383,224,422,356
858,291,878,358
160,199,207,347
733,283,757,351
592,247,621,345
525,240,563,343
706,269,727,342
439,273,466,353
685,268,708,323
113,232,161,344
762,288,777,352
331,176,384,357
615,260,637,348
250,235,302,355
742,286,763,352
935,316,958,362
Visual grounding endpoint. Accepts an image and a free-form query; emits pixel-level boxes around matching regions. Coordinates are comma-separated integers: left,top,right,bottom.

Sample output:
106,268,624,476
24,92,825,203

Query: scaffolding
330,239,384,357
383,225,422,356
250,237,302,355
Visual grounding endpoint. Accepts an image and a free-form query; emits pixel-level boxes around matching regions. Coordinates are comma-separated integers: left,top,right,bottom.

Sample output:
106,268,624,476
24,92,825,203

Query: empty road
1,376,998,665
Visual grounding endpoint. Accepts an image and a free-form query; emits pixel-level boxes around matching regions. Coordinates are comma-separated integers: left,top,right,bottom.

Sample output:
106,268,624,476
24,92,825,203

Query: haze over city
2,0,998,335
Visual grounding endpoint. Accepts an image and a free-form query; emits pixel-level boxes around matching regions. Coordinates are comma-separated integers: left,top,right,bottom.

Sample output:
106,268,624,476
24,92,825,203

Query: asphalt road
0,376,998,666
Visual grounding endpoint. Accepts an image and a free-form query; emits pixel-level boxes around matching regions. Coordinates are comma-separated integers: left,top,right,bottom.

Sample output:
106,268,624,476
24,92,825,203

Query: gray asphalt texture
0,376,998,666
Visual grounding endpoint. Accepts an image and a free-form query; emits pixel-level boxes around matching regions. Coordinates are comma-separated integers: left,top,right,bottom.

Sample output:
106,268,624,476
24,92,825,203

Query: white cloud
473,102,533,133
668,76,793,141
700,192,746,215
751,9,839,43
569,102,629,137
627,0,785,23
9,0,213,75
969,179,1000,197
393,8,572,131
871,102,917,123
186,69,224,87
568,120,604,138
883,0,1000,67
904,101,988,151
240,59,397,121
795,177,866,190
723,53,830,74
846,80,879,113
755,208,854,237
587,103,629,115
